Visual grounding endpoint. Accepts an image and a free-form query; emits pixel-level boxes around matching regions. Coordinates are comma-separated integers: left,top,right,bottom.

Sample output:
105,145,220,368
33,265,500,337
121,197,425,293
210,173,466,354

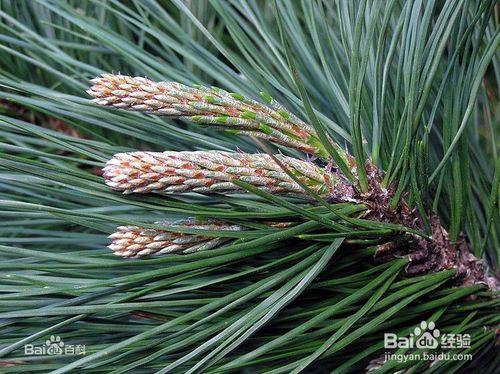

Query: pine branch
1,2,498,372
93,75,496,289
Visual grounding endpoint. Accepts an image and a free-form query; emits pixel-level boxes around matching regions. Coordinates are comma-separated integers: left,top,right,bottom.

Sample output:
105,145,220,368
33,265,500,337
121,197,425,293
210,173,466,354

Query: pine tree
0,1,498,373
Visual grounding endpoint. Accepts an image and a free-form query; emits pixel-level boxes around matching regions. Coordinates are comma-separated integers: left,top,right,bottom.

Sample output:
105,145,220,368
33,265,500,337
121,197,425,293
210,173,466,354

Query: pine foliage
0,1,498,372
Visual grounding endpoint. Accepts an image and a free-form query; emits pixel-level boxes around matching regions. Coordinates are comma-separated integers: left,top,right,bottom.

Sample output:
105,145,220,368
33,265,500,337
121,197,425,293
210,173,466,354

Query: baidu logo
384,321,470,350
24,335,86,356
382,321,473,364
385,320,439,349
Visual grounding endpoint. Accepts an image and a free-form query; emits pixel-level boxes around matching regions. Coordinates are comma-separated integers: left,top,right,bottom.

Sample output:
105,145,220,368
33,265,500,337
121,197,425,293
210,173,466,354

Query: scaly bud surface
108,219,241,258
88,74,339,159
103,151,339,196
